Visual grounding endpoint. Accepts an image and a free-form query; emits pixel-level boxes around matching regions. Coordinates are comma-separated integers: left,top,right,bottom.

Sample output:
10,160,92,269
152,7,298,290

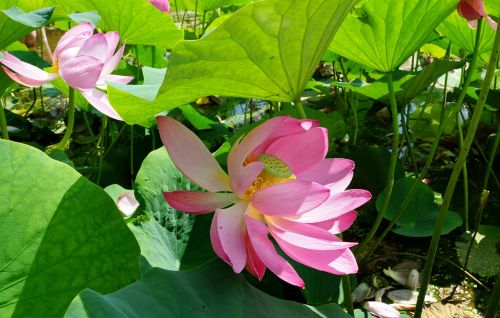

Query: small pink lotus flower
158,115,371,287
148,0,171,13
457,0,497,30
0,22,133,120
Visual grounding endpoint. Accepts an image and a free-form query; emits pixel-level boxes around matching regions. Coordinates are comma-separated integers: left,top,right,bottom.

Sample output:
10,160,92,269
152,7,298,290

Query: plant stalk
294,99,307,119
414,16,500,318
357,72,400,251
0,96,8,140
55,88,75,150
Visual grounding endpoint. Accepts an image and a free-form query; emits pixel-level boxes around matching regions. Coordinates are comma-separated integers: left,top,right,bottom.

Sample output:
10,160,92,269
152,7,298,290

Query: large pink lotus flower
457,0,497,29
148,0,171,13
158,115,371,287
0,22,132,120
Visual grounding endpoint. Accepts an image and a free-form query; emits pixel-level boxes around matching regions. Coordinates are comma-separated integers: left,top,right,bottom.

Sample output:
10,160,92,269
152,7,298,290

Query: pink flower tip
148,0,171,13
457,0,497,30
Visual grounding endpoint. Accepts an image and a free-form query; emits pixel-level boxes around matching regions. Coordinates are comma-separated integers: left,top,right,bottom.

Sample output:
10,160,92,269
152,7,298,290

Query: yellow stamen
241,153,295,200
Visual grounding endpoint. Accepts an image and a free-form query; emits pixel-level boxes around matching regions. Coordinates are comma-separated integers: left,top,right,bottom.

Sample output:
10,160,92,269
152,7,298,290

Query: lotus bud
406,269,420,290
352,283,373,303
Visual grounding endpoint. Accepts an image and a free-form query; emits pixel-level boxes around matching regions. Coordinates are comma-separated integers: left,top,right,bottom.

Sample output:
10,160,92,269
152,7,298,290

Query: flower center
242,153,295,200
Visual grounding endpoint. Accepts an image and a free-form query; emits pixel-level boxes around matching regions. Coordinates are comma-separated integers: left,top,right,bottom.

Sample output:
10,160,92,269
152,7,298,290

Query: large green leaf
177,0,252,12
0,6,54,49
133,147,198,268
377,177,462,237
110,0,357,126
330,0,457,72
65,260,350,318
109,67,167,127
377,177,436,226
52,0,182,48
456,225,500,277
0,140,140,317
437,11,496,57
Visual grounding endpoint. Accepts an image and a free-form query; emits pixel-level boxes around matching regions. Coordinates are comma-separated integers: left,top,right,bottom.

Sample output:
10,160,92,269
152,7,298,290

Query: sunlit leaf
0,6,54,49
437,11,496,57
52,0,182,48
110,0,357,126
0,140,140,317
330,0,457,72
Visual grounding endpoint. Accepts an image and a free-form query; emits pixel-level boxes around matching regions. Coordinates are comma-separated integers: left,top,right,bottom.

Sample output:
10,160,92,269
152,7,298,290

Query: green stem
350,92,359,145
439,42,452,127
357,72,400,251
0,96,9,140
414,16,500,318
201,11,207,35
294,99,307,119
342,275,354,316
456,112,470,231
482,120,500,190
401,105,418,175
485,272,500,318
338,232,354,316
55,88,75,150
130,125,135,185
96,116,108,186
193,0,198,38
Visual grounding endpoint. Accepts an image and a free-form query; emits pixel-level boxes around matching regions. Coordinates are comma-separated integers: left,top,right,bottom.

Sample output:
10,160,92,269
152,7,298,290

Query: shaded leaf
65,260,350,318
456,225,500,277
0,140,140,317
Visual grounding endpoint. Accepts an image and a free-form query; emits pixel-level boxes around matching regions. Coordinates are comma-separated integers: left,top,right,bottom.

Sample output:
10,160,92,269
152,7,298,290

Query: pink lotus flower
148,0,171,13
158,115,371,287
457,0,497,29
0,22,132,120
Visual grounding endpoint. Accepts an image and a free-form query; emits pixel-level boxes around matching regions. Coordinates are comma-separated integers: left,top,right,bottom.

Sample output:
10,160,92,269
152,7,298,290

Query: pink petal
267,217,356,250
363,301,401,318
59,55,103,90
290,189,371,223
103,32,120,60
264,127,328,175
251,181,329,216
156,116,230,192
228,116,316,196
0,52,58,87
214,201,248,273
245,231,266,280
53,22,94,60
296,158,354,192
80,89,122,120
228,117,288,196
245,215,304,287
101,44,126,78
77,33,109,63
96,74,133,89
1,66,56,87
149,0,171,12
312,211,358,234
275,237,358,275
163,191,239,214
210,213,231,265
117,192,139,217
